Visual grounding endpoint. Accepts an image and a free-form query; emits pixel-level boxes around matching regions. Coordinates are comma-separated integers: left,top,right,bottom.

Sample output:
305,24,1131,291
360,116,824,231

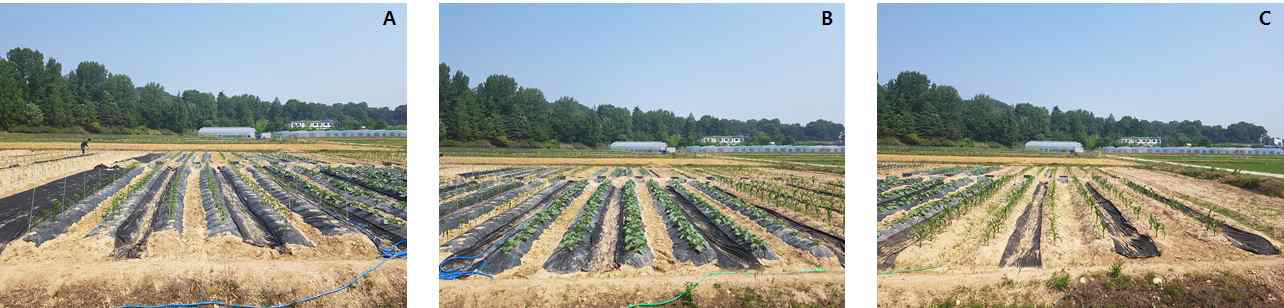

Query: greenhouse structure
684,145,845,153
1103,146,1284,155
1024,141,1084,153
271,129,407,139
197,127,257,139
608,141,669,153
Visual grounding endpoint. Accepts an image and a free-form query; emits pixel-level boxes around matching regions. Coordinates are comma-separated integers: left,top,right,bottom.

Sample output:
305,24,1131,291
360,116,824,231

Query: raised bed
199,166,240,238
150,167,189,232
671,184,775,261
25,166,142,246
321,165,407,201
667,184,767,269
441,182,532,234
478,181,588,274
544,183,615,273
646,180,717,266
441,181,522,217
303,167,406,219
1122,180,1279,255
86,166,164,238
248,167,352,236
1084,182,1161,258
615,180,653,268
221,166,313,247
112,167,174,258
691,181,835,261
440,182,569,254
264,165,405,248
214,168,275,247
999,181,1047,268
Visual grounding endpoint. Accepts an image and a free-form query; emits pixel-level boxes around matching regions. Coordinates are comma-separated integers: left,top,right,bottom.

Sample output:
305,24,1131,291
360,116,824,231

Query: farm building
608,141,669,153
685,145,845,153
272,129,406,139
288,119,336,130
1103,146,1284,155
700,135,747,145
1024,141,1083,153
197,127,256,139
1119,136,1161,147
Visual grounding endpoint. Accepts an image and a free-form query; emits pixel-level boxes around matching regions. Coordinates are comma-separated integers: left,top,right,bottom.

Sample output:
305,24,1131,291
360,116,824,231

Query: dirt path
590,178,623,272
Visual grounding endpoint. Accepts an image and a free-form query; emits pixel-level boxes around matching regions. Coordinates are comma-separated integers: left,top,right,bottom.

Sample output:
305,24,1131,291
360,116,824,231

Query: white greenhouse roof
197,127,256,134
1024,141,1083,148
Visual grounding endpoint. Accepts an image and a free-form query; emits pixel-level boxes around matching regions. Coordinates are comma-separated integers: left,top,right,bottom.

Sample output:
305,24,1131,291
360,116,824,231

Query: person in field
81,138,90,155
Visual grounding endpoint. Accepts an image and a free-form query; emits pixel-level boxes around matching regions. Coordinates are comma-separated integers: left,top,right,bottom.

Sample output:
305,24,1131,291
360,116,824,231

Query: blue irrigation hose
117,240,407,308
439,256,494,280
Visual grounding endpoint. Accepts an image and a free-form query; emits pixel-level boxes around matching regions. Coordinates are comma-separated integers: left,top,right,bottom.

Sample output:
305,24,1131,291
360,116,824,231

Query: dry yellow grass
878,154,1135,166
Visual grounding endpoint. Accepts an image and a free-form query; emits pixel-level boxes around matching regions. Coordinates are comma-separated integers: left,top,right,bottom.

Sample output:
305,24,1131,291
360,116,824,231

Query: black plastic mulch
220,166,313,248
0,165,129,252
26,166,142,246
544,185,615,273
248,167,352,236
1087,183,1161,258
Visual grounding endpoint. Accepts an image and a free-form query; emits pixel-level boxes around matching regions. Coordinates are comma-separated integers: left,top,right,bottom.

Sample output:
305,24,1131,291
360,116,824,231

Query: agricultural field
439,159,846,307
876,157,1284,306
0,149,407,306
721,153,845,167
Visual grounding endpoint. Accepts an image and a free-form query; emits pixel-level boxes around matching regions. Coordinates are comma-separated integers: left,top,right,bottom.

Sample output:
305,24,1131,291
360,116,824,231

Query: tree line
439,63,844,147
0,47,407,134
878,71,1269,149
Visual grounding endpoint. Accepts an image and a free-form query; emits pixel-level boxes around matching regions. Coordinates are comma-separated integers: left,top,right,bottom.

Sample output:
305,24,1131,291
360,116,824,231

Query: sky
0,4,406,108
442,4,844,124
880,4,1284,135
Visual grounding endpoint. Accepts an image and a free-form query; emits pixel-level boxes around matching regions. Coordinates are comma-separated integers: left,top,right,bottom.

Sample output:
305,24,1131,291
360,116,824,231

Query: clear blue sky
880,4,1284,134
0,4,406,108
442,4,844,124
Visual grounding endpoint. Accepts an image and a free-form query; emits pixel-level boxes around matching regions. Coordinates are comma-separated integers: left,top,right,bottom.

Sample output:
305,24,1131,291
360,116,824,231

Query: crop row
321,165,407,201
499,181,587,253
265,165,405,227
441,181,522,216
982,175,1034,240
878,178,941,203
878,176,925,193
878,178,973,222
704,171,842,223
619,180,648,254
880,175,1008,244
647,180,709,253
671,184,768,252
556,183,612,251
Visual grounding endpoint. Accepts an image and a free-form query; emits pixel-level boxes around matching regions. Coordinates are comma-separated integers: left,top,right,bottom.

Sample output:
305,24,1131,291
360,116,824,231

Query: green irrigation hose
627,268,830,307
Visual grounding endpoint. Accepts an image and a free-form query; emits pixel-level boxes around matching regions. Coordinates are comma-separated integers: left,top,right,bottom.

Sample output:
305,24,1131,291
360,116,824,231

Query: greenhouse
271,129,407,139
1024,141,1084,153
197,127,256,139
1103,146,1284,155
608,141,669,153
684,145,845,153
